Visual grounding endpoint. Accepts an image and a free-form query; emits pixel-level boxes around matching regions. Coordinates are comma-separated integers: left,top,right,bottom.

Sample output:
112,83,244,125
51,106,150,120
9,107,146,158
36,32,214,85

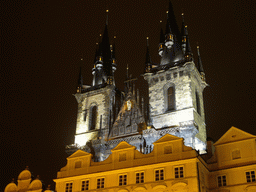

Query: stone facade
144,62,207,152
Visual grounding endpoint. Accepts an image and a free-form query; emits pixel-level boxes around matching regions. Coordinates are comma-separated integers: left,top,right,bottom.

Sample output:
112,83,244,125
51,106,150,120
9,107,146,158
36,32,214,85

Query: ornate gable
109,91,146,138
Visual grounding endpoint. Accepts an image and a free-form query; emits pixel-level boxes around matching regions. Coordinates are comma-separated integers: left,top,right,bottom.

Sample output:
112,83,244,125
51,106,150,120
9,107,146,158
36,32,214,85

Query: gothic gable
67,149,91,159
109,92,145,138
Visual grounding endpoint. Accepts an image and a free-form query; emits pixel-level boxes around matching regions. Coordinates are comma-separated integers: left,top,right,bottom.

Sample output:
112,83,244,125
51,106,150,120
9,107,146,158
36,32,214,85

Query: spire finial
126,64,129,79
106,9,109,25
146,37,149,47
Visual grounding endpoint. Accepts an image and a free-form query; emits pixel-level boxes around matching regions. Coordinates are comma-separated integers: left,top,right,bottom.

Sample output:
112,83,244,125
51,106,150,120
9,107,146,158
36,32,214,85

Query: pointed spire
181,13,187,54
158,21,165,57
145,37,152,73
184,25,193,61
77,66,83,93
197,45,205,81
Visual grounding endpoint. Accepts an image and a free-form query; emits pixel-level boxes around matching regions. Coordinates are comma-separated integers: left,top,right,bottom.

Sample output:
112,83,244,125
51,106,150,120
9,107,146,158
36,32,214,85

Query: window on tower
196,91,201,115
167,87,175,111
89,105,97,130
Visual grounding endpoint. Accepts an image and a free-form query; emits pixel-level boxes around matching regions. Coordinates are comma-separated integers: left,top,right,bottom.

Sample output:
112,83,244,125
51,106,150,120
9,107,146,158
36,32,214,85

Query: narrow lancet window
196,91,201,115
168,87,175,110
90,106,97,130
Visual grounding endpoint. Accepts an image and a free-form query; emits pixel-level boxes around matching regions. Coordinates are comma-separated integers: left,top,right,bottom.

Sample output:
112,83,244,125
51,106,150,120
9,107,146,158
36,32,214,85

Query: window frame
174,166,184,179
81,179,89,191
96,177,105,189
217,175,227,187
246,170,256,183
155,168,164,181
65,182,73,192
135,171,145,184
119,174,128,186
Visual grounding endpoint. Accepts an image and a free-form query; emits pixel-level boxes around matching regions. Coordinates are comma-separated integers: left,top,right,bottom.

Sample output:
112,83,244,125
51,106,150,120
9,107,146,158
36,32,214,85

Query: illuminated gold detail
81,58,83,61
166,11,168,14
114,36,116,38
106,10,109,12
182,13,184,16
147,37,149,40
100,34,102,36
197,46,200,49
99,57,102,61
160,20,162,23
185,25,187,28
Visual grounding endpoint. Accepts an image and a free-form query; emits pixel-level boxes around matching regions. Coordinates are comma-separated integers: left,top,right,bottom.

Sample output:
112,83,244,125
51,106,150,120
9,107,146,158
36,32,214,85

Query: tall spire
197,45,205,81
145,37,152,73
158,21,165,57
77,65,83,93
184,25,193,62
181,13,187,54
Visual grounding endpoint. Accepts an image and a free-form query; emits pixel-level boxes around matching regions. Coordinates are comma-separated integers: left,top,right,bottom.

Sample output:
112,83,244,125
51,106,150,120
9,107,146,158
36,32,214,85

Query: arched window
167,87,175,110
196,91,201,115
89,106,97,130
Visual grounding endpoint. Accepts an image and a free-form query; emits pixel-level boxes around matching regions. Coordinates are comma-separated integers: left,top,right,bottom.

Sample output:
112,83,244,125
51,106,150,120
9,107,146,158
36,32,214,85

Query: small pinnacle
25,166,29,170
182,13,184,16
47,185,51,190
81,58,83,61
185,25,187,28
146,37,149,40
12,178,15,183
100,34,102,36
114,36,116,38
160,20,162,23
197,46,200,49
166,11,168,14
106,9,109,12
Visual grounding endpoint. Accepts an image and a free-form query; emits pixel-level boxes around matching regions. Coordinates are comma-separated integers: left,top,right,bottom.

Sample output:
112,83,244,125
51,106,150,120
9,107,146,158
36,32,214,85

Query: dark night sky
1,0,256,190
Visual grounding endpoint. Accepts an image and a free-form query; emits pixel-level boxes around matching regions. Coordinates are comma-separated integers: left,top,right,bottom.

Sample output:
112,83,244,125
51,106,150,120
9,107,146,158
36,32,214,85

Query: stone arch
245,185,256,192
170,182,188,192
133,186,147,192
28,179,42,190
4,183,17,192
163,82,176,112
152,184,167,192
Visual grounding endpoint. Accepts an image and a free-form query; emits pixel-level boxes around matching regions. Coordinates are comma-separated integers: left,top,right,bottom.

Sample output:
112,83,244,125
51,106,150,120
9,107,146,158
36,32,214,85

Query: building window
196,91,201,115
179,71,183,77
167,87,175,111
155,169,164,181
166,73,171,80
246,171,256,182
65,183,73,192
217,175,227,187
89,105,97,130
119,174,127,186
174,167,184,178
136,172,144,183
97,178,104,189
232,149,241,159
173,72,177,78
81,180,89,191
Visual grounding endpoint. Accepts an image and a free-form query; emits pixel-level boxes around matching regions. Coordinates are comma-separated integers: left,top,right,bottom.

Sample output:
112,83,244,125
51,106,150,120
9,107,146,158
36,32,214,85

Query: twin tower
66,1,207,161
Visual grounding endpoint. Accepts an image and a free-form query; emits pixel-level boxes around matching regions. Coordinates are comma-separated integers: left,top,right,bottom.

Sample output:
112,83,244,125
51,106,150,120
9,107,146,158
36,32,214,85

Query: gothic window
217,175,227,187
97,178,104,189
65,183,73,192
246,171,256,182
119,174,127,186
155,169,164,181
136,172,144,183
81,180,89,191
196,91,201,115
89,105,97,130
167,87,175,111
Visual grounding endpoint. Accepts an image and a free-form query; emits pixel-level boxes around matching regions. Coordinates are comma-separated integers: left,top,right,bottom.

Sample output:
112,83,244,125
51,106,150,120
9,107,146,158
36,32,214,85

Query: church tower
144,1,207,152
69,11,122,160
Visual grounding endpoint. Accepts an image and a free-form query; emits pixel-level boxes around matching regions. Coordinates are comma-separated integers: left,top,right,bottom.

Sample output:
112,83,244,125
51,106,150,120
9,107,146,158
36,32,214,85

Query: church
4,1,256,192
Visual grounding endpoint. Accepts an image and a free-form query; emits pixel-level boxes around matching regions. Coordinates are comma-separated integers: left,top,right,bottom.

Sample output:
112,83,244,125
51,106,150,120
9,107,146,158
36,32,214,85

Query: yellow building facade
54,127,256,192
